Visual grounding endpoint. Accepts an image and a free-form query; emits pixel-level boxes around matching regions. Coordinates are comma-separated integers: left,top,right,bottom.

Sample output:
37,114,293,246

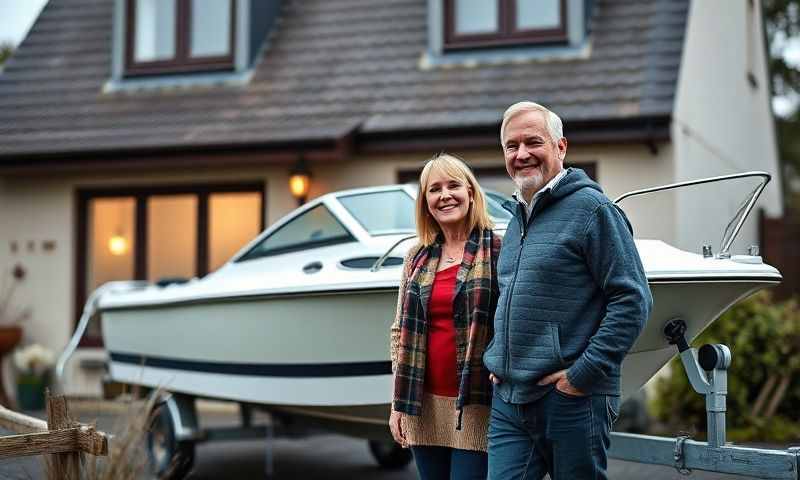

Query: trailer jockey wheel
148,403,196,480
368,440,412,469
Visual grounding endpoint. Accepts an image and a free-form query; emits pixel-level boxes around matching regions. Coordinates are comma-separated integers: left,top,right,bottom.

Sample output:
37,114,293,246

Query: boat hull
620,279,776,398
104,277,778,414
104,288,397,406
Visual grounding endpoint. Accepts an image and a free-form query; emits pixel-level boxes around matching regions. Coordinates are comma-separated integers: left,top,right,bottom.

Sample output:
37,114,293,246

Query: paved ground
0,432,764,480
0,402,777,479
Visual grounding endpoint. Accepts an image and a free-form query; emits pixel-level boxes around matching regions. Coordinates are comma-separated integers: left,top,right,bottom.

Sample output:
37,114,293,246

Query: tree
764,0,800,207
764,1,800,97
0,43,13,67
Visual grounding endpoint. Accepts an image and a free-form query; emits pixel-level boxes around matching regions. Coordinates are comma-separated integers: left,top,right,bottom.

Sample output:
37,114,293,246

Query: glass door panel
87,197,136,289
87,197,136,338
208,192,262,271
147,195,197,281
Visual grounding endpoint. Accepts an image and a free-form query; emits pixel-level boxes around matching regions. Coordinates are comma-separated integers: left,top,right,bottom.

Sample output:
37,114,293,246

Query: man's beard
514,168,546,199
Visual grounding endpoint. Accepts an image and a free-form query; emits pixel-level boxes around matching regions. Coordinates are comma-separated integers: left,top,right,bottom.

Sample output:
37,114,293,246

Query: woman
389,153,501,480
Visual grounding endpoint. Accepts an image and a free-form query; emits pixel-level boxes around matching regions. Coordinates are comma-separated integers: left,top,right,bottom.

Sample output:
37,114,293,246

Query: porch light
289,158,311,205
108,234,128,256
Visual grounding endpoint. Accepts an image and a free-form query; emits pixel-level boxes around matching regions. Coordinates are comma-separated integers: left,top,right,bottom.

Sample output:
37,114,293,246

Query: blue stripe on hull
109,352,392,377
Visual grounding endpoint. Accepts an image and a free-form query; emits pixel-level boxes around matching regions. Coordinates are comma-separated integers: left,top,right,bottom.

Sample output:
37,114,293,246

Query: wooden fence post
46,391,81,480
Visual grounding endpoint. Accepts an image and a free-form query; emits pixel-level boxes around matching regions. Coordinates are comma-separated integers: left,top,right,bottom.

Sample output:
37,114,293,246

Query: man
483,101,652,479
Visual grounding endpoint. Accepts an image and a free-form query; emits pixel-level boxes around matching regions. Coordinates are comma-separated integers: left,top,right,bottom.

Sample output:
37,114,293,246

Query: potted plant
13,343,54,411
0,263,28,353
0,263,30,407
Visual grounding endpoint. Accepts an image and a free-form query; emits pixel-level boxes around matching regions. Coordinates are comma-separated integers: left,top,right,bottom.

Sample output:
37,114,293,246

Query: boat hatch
340,257,404,269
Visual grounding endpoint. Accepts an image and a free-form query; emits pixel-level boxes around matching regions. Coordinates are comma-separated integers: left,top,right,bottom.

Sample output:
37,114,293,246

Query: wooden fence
0,392,108,479
761,208,800,300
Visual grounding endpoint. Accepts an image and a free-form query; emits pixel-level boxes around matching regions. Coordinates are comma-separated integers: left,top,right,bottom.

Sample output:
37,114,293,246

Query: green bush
649,291,800,442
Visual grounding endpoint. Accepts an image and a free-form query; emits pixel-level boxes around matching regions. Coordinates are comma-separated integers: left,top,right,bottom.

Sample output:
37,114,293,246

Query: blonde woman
390,153,501,479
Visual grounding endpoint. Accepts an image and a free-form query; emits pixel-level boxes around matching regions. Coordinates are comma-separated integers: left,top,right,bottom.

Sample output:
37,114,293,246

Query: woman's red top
424,264,460,397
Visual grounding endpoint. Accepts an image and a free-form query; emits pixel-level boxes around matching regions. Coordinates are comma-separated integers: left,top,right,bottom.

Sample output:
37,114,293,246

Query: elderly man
483,101,652,479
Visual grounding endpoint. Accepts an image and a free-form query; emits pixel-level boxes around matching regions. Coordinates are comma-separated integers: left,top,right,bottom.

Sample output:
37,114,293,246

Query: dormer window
125,0,235,76
444,0,567,50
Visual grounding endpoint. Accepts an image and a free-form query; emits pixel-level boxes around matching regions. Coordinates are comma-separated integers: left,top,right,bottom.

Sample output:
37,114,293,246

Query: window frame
443,0,568,51
124,0,237,77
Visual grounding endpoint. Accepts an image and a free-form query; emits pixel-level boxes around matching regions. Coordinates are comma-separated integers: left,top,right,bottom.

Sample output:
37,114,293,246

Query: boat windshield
236,204,355,261
338,190,417,236
485,191,513,222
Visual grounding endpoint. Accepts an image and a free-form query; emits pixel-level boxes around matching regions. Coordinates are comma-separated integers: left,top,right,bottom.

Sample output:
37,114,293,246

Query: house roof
0,0,688,164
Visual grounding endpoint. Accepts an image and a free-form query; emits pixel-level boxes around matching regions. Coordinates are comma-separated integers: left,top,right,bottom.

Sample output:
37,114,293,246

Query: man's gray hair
500,101,563,146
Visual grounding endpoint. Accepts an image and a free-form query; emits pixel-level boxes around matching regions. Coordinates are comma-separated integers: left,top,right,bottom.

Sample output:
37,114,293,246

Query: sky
0,0,48,47
772,33,800,117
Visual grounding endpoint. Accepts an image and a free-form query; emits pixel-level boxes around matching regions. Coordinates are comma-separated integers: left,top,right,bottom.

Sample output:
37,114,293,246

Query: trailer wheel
148,404,195,480
368,440,412,469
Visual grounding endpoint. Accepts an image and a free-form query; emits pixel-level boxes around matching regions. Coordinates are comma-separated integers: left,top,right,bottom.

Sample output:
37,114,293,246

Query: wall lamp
289,157,312,206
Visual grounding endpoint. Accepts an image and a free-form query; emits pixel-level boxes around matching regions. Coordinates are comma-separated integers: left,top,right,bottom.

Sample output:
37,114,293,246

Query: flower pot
16,376,46,411
0,326,22,356
0,326,23,407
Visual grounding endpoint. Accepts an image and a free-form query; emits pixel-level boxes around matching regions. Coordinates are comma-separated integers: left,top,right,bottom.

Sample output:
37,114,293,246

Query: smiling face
502,110,567,200
424,169,473,231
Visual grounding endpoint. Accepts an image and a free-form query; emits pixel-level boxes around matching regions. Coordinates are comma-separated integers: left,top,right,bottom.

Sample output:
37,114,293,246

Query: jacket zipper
503,193,551,394
503,203,528,390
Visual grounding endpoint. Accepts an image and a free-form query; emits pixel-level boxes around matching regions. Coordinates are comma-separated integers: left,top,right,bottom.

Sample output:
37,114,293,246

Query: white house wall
576,143,677,246
674,0,782,256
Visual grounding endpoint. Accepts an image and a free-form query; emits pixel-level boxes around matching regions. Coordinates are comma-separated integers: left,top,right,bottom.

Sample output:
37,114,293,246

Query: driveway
0,402,767,479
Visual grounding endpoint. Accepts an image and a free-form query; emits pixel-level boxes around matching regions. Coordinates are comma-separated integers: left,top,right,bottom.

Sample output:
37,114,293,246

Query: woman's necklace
443,243,465,264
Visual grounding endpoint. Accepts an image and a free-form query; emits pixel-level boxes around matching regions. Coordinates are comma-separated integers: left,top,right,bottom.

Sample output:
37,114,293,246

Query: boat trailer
608,318,800,479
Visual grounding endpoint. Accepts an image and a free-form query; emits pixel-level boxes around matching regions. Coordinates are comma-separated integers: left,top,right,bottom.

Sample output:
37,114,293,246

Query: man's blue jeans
487,388,619,480
411,446,488,480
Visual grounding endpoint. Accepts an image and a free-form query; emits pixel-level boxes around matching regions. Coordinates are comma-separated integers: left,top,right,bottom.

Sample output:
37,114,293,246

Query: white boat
57,171,781,466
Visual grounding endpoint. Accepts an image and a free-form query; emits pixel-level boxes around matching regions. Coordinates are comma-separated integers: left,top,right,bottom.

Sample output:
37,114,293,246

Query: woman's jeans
487,388,619,480
411,445,488,480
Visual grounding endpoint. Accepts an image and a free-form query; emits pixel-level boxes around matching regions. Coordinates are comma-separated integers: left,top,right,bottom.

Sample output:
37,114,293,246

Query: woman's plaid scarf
393,227,499,418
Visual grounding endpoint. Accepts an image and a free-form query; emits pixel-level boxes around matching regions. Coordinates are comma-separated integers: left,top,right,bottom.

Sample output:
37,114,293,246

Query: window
77,183,264,346
126,0,235,76
208,192,262,270
444,0,567,50
339,190,416,236
237,205,354,261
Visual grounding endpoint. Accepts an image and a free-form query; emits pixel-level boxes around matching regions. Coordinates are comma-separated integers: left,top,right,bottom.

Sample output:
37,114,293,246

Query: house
0,0,783,396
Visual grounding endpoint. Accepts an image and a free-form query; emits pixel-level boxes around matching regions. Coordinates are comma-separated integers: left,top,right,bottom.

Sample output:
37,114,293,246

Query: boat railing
613,171,771,259
54,280,149,390
370,235,418,272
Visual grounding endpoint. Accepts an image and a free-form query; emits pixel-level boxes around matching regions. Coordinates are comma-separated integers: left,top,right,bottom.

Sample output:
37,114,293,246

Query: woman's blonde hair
415,153,494,246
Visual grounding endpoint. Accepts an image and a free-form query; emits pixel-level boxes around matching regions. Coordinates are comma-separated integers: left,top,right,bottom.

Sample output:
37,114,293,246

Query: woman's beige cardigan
390,247,490,452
